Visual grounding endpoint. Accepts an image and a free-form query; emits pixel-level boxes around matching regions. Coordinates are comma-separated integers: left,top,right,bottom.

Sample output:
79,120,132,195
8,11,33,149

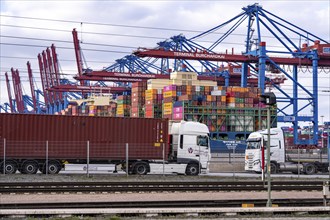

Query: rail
0,180,323,194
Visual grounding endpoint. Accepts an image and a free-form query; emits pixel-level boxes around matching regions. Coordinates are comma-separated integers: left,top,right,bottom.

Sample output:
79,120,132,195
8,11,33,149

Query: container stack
54,70,277,140
80,105,89,116
88,105,96,116
162,85,177,119
145,89,163,118
56,102,117,117
160,85,276,137
131,82,147,118
116,95,131,117
108,102,117,117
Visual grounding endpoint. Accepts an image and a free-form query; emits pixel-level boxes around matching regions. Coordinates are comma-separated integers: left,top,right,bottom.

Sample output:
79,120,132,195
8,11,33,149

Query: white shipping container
211,90,226,96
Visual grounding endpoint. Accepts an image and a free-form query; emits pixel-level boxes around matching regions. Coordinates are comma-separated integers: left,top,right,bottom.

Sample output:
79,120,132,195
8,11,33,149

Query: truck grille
247,155,254,168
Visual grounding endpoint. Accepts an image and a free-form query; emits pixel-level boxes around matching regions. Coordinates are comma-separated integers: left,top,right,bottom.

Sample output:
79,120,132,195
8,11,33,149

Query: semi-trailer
0,113,211,175
244,127,329,174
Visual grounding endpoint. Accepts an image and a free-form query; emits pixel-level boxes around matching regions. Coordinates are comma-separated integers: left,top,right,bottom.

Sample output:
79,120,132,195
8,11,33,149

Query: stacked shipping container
145,89,163,118
116,95,131,117
54,71,276,140
131,82,147,118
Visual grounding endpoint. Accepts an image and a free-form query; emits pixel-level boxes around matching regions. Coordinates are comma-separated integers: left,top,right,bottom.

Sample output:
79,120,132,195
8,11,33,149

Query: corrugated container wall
0,113,169,160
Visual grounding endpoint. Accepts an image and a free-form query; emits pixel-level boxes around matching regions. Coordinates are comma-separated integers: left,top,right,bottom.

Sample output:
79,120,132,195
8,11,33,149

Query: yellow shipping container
145,93,153,100
163,102,173,109
145,89,157,96
116,109,124,115
117,106,124,112
163,91,176,98
163,108,173,115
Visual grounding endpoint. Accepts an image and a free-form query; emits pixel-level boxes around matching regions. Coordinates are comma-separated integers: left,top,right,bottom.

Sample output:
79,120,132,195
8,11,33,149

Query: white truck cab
244,127,285,173
245,127,329,174
169,121,211,175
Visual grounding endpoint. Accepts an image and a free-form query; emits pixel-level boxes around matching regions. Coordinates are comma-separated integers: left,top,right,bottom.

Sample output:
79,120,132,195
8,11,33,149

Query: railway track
0,180,324,193
0,198,326,209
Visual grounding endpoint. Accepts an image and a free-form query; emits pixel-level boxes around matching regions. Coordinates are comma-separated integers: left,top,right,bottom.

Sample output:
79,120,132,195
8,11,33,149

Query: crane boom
5,72,14,112
27,61,37,113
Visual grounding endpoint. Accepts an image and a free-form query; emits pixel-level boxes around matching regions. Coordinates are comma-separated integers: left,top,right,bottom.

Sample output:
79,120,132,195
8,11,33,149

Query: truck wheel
21,160,38,174
133,162,149,175
41,161,62,174
270,163,278,174
0,161,18,174
185,163,199,176
304,163,316,175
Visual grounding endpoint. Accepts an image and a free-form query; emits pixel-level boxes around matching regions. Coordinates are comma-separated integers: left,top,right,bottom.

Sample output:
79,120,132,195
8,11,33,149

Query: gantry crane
4,72,15,113
134,3,330,146
10,68,26,113
27,61,47,114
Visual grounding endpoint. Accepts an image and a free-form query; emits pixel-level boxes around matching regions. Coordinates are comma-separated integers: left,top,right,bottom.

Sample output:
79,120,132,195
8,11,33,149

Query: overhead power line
0,14,302,40
0,42,130,54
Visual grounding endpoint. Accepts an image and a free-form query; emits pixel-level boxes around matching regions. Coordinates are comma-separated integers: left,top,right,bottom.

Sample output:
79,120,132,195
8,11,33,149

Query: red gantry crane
5,72,14,112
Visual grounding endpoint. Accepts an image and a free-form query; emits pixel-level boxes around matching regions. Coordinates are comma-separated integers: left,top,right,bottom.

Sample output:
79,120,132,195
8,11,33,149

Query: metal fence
1,139,329,178
0,139,169,176
210,147,330,178
0,139,210,176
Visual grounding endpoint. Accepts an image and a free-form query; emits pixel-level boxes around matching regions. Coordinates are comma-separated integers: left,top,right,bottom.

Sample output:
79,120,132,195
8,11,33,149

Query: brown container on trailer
0,113,169,161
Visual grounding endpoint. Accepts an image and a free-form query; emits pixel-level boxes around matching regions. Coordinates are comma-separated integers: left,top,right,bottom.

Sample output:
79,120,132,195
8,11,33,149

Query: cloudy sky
0,0,329,125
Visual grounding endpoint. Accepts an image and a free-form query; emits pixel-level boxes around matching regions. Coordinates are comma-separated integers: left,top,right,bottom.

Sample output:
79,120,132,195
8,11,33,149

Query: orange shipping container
163,91,176,98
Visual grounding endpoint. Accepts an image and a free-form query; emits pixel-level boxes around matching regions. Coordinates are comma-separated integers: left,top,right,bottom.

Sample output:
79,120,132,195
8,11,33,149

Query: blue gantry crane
134,3,330,146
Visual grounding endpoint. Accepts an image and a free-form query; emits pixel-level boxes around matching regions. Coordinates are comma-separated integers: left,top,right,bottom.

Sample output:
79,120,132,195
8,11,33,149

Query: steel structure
73,29,265,87
10,68,26,113
134,3,330,146
4,72,15,112
27,62,38,113
0,103,11,113
4,63,46,114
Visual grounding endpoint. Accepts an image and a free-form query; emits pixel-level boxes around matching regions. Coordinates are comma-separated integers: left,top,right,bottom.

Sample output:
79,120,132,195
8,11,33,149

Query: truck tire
185,163,200,176
270,162,278,174
304,163,316,175
0,160,18,174
21,160,39,174
41,161,62,174
133,162,149,175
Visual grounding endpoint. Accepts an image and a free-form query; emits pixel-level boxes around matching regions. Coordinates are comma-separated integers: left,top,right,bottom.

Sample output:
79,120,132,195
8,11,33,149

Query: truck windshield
197,135,209,148
246,141,260,149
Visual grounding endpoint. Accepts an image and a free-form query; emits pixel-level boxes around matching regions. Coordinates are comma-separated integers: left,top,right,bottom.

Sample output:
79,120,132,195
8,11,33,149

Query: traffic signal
260,92,276,106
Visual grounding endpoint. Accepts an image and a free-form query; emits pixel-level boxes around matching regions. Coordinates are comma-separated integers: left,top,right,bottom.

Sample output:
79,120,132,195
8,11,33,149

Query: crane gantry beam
134,49,330,67
48,85,130,93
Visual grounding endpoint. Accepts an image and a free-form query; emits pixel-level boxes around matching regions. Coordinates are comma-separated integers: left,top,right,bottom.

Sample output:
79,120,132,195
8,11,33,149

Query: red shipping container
0,113,169,160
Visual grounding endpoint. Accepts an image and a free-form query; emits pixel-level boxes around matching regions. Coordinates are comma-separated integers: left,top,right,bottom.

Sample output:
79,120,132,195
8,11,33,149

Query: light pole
266,105,272,207
260,92,276,208
321,115,324,149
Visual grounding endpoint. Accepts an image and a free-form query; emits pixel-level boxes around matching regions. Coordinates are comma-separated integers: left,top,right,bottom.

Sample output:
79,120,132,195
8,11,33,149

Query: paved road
60,164,330,179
